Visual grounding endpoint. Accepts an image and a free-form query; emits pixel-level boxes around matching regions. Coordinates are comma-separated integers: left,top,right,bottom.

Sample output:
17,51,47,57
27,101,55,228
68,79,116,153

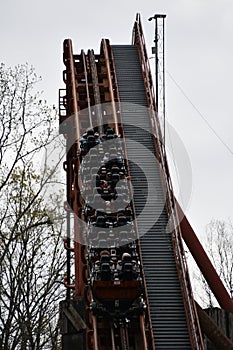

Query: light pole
148,14,166,145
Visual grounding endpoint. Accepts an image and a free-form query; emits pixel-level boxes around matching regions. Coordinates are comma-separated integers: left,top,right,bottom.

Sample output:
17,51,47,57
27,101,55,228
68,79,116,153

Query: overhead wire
166,70,233,156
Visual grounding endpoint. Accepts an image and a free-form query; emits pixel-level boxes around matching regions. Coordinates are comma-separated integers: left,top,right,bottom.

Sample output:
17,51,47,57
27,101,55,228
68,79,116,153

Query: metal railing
132,13,204,349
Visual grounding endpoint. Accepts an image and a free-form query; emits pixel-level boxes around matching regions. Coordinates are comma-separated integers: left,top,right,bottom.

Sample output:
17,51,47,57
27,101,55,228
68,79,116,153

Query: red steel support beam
63,39,85,298
176,200,233,313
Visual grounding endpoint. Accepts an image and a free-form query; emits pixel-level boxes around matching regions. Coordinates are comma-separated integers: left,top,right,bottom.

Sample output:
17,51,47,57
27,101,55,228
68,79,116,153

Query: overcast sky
1,0,233,242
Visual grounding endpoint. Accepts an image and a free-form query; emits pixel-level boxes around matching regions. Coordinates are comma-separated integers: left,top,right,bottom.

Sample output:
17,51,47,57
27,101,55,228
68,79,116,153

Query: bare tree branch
0,63,65,350
192,219,233,308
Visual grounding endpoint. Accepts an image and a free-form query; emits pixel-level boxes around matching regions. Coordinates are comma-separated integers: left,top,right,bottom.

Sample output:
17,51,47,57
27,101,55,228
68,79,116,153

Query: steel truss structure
58,14,233,350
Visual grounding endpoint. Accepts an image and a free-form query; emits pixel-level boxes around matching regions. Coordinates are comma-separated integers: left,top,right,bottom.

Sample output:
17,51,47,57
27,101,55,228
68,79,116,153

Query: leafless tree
0,63,66,349
192,219,233,308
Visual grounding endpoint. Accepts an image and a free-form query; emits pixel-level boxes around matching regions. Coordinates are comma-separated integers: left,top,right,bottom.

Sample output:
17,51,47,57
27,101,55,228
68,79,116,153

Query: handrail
64,238,75,252
132,13,204,349
64,276,75,290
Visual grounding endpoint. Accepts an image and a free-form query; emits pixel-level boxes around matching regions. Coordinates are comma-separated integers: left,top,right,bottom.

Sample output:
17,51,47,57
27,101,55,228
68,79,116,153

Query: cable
167,70,233,156
166,123,185,208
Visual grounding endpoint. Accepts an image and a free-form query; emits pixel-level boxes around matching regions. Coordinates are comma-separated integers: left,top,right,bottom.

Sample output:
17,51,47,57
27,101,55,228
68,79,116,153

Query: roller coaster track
58,13,233,350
